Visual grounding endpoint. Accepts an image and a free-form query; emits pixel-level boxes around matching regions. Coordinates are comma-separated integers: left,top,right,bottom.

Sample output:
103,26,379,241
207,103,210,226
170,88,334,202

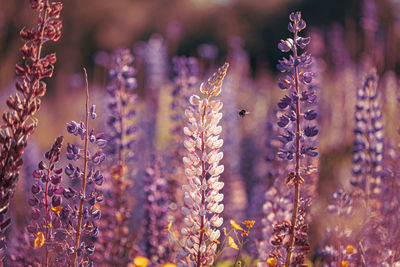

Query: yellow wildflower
341,260,349,267
345,245,355,254
165,221,172,231
50,205,63,214
228,236,239,250
230,219,243,231
243,220,255,229
34,232,45,249
133,256,149,267
266,257,277,266
110,163,126,179
162,264,177,267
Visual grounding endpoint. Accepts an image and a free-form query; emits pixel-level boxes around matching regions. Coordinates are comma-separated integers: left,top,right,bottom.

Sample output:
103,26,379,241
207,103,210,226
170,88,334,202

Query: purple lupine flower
9,137,65,266
144,156,171,263
275,11,316,266
348,78,400,266
105,48,137,162
351,70,384,199
177,63,229,267
94,48,139,265
56,70,107,267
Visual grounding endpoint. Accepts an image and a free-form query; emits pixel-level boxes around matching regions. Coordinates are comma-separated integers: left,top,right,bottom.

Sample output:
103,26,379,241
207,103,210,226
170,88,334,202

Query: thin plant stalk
285,38,301,267
196,97,209,267
72,68,90,267
44,155,54,267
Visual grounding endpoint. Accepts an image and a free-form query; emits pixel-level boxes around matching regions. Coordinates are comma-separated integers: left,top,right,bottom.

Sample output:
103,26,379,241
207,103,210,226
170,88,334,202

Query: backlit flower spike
177,63,229,267
275,11,315,266
0,0,62,259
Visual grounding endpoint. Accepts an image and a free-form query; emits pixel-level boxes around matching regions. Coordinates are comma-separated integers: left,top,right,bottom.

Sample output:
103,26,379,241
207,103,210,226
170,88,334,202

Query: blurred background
1,0,400,264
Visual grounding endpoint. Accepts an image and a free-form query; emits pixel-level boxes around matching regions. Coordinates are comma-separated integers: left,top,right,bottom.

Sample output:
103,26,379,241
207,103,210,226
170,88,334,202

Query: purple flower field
1,0,400,266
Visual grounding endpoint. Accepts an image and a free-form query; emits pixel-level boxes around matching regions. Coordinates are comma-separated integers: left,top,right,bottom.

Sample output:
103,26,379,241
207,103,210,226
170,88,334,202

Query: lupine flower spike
65,69,107,266
276,11,316,266
95,48,138,266
351,70,384,208
351,70,385,265
177,63,229,267
0,0,62,259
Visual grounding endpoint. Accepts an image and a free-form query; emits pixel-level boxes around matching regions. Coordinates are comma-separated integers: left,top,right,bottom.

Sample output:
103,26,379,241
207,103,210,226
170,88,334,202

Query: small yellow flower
341,260,349,267
345,245,355,254
110,163,126,179
230,219,243,231
165,221,172,231
266,257,277,266
162,264,177,267
34,232,45,249
228,236,239,250
241,230,249,237
243,220,255,229
133,256,149,267
50,205,63,214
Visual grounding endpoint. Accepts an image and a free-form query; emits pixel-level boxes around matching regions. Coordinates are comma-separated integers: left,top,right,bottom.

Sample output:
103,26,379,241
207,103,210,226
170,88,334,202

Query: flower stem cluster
177,63,229,267
0,0,62,260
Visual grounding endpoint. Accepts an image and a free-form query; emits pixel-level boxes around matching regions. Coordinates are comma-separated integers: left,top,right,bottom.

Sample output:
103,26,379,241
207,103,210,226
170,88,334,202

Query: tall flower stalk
0,0,62,259
177,63,229,267
351,70,384,210
64,69,106,266
351,70,385,265
276,12,317,266
95,48,138,265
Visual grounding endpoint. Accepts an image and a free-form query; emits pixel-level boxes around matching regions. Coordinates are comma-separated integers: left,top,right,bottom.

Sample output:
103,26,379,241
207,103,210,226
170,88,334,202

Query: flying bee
238,109,250,118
